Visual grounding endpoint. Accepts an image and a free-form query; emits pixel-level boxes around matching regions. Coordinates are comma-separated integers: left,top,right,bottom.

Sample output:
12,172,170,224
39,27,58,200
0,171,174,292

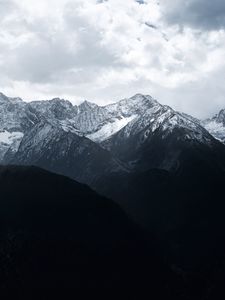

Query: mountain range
1,92,225,172
1,91,225,296
1,91,225,193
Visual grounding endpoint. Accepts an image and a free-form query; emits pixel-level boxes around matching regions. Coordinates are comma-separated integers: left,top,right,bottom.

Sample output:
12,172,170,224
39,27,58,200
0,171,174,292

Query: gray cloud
0,0,224,118
1,2,120,85
162,0,225,30
0,0,16,19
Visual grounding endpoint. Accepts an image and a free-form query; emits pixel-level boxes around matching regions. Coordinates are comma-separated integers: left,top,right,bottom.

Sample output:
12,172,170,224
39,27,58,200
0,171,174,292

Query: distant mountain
101,98,225,173
0,166,177,291
202,109,225,143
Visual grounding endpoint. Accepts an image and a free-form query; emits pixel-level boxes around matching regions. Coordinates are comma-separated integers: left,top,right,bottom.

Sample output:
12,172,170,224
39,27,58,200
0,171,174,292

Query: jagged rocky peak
48,98,77,119
78,100,98,113
215,109,225,125
203,108,225,126
0,92,9,102
202,109,225,144
74,94,159,142
98,94,160,122
102,98,215,161
113,93,159,112
50,97,74,106
75,93,202,143
31,97,74,109
0,92,23,104
29,97,78,120
130,93,155,103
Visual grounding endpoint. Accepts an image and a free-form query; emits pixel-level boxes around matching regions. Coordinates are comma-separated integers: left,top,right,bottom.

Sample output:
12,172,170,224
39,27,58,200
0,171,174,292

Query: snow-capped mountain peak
202,109,225,143
215,109,225,125
74,94,161,141
105,101,209,144
106,94,159,116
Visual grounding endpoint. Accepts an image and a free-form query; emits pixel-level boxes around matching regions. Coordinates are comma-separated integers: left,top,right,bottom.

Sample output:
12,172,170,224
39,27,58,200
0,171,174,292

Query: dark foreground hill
96,154,225,299
0,165,179,293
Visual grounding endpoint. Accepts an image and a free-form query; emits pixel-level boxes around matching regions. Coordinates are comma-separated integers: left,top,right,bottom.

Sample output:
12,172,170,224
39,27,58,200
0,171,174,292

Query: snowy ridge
106,102,212,147
70,94,156,136
100,100,224,174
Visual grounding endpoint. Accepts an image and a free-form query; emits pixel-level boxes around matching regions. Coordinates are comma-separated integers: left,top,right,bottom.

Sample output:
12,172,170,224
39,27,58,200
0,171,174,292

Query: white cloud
0,0,225,117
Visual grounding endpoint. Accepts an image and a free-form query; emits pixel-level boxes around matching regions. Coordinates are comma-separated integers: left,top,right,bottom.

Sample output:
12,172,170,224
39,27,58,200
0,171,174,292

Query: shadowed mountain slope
0,165,179,293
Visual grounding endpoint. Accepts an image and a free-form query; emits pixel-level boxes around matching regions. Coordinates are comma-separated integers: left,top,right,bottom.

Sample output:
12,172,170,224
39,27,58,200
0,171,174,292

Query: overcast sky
0,0,225,118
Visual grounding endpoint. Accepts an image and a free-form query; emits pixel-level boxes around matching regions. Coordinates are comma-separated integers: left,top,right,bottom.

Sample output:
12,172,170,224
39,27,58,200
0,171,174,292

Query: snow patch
0,131,24,161
87,115,137,142
0,131,24,146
